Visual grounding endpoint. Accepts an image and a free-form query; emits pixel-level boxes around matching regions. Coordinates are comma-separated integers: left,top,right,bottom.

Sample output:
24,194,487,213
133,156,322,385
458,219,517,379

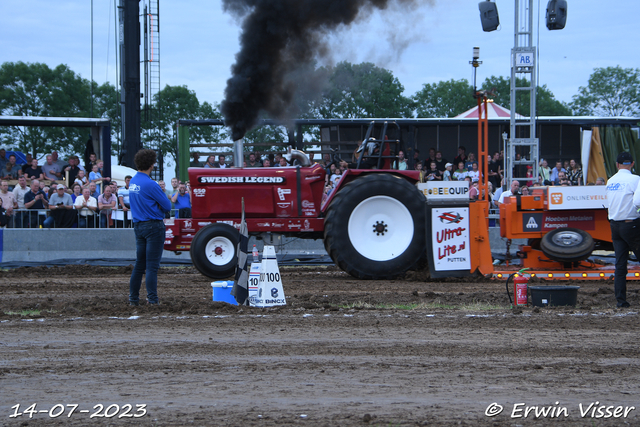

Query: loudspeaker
479,1,500,32
546,0,567,30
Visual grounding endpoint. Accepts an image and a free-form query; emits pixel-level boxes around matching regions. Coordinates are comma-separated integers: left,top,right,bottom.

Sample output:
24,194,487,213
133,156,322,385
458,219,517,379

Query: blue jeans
78,215,95,228
129,220,165,304
43,215,54,229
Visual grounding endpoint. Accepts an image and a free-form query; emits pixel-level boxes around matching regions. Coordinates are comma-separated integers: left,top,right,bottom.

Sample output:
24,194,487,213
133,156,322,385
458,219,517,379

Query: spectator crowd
0,148,194,229
0,146,607,229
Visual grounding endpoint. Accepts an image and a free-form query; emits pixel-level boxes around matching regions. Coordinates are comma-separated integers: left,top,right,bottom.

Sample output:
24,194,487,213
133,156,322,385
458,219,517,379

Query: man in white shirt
0,180,17,228
497,180,520,205
73,187,98,228
607,152,640,308
12,175,29,228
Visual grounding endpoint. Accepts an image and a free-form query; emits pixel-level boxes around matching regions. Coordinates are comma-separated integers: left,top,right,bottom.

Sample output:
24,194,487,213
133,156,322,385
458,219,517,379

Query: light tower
478,0,568,188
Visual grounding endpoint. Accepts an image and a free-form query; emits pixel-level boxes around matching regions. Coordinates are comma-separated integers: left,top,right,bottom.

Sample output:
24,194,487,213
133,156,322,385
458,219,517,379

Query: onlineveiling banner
547,186,607,210
431,208,471,271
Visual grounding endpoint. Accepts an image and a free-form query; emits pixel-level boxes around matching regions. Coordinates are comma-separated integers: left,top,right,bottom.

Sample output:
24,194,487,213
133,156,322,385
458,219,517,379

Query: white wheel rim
551,231,583,246
205,236,235,266
347,195,414,261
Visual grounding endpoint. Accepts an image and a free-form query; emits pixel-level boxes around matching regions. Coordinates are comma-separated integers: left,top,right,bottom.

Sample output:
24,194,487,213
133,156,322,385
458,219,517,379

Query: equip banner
431,208,471,271
418,181,469,203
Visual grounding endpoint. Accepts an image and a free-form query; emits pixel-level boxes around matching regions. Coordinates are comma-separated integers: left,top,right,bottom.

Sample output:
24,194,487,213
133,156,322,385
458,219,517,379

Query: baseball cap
445,162,453,168
617,152,633,164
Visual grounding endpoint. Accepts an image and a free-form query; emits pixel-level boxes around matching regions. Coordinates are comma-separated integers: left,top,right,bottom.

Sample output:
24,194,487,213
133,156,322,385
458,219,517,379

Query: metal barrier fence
4,206,499,229
4,208,185,229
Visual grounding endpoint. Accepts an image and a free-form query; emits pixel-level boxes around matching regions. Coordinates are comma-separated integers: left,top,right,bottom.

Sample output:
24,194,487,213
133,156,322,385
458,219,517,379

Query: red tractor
164,124,427,280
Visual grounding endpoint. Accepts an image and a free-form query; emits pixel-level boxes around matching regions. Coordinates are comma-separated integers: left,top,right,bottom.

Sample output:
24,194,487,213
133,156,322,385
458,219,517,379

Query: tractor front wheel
190,223,239,279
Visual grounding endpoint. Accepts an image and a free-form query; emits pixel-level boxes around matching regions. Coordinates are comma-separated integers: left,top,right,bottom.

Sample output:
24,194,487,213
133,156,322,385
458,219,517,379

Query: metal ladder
505,0,539,187
356,121,401,170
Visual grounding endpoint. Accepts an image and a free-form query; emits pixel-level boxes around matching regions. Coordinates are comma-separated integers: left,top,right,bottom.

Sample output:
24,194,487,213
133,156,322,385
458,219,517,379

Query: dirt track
2,265,640,426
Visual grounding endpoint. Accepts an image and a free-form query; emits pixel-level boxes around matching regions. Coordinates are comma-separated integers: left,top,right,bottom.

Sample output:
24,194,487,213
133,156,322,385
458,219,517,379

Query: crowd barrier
0,228,329,267
3,208,189,229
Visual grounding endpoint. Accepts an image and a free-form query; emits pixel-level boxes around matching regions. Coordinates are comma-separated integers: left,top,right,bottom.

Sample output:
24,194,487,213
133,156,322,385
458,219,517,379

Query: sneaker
618,302,630,308
129,301,139,306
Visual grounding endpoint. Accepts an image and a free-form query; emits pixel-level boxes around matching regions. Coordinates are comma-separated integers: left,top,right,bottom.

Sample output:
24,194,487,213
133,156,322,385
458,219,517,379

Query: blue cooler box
211,281,238,305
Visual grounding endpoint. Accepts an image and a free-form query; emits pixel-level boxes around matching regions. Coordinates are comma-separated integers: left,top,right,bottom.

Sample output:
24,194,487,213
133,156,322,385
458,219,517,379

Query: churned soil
1,265,640,426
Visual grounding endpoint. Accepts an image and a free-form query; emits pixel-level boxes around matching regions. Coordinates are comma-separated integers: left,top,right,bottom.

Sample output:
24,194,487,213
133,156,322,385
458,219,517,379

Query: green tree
0,62,120,158
92,81,120,153
243,124,289,157
480,75,572,116
570,66,640,116
0,61,97,157
148,85,224,175
412,79,476,118
318,62,412,119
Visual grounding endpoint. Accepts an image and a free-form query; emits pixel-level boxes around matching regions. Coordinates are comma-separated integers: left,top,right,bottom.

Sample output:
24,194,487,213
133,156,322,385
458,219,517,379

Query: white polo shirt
607,169,640,221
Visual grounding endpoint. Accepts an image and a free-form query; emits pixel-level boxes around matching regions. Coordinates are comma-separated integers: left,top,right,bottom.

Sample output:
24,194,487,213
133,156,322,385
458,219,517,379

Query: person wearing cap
606,151,640,308
442,162,453,181
44,184,74,228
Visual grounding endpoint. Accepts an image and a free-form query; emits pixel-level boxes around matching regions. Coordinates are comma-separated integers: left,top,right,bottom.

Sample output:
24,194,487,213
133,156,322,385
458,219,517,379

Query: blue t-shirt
129,172,172,222
119,187,130,205
172,192,191,210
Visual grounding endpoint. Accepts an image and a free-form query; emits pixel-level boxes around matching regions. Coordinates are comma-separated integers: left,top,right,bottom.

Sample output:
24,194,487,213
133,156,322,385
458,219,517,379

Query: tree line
1,60,638,168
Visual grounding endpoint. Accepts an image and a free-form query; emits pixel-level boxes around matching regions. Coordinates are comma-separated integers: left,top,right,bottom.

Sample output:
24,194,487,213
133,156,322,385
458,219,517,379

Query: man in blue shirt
128,149,172,306
89,182,100,200
171,182,191,218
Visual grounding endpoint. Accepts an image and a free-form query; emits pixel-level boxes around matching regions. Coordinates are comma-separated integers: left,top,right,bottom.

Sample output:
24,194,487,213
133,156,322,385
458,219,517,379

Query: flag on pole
231,198,249,305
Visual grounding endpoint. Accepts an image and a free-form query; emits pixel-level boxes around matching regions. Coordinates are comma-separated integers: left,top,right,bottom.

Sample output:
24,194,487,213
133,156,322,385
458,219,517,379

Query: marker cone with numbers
247,262,261,306
252,245,286,307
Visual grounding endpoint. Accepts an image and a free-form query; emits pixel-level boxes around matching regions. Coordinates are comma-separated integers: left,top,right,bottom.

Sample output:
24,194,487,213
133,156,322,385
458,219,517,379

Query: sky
1,0,638,178
2,0,639,109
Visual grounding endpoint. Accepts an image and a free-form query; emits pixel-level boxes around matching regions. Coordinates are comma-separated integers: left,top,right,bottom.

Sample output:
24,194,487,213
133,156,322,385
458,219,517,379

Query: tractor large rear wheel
190,223,238,279
324,174,426,279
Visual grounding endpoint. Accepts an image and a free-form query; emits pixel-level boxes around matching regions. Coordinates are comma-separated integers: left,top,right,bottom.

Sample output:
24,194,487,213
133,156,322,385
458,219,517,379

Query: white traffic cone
252,245,286,307
248,262,261,306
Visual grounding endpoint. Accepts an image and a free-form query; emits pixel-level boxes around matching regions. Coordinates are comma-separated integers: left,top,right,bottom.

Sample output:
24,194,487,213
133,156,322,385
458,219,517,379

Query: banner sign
418,181,470,202
522,211,596,232
198,176,285,184
547,186,607,210
431,207,471,271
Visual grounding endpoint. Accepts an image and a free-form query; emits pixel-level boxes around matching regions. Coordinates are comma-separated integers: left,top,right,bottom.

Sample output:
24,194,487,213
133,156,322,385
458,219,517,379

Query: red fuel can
514,274,528,306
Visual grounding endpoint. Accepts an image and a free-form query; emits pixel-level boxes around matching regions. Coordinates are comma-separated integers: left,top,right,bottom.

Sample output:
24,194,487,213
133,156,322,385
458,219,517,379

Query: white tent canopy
110,164,137,187
454,101,524,119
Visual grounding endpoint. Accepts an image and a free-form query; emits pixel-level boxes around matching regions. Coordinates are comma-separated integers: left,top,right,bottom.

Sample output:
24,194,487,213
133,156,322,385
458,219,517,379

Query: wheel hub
214,246,224,256
373,221,388,236
348,195,414,262
552,232,583,246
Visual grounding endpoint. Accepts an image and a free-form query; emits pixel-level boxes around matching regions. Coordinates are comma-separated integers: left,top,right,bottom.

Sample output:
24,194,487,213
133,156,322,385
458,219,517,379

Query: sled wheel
540,227,594,262
527,238,541,250
190,223,239,279
324,173,426,279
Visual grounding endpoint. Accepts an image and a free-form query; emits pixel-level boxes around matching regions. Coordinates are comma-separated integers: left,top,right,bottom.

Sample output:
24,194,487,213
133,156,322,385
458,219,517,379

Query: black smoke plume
221,0,424,141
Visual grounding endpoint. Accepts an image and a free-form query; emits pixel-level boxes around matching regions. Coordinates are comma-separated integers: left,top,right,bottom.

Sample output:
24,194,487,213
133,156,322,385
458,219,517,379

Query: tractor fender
321,169,421,213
